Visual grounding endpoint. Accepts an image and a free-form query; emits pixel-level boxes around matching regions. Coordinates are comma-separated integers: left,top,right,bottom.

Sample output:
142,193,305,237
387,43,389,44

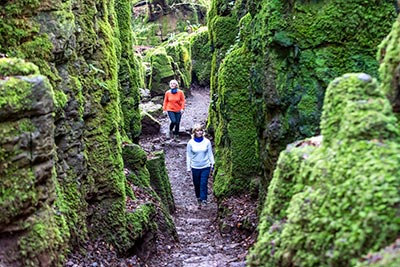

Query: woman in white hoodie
186,123,215,206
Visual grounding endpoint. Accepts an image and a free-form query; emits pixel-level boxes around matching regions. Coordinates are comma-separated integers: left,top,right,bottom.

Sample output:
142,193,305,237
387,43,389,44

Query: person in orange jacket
162,79,186,140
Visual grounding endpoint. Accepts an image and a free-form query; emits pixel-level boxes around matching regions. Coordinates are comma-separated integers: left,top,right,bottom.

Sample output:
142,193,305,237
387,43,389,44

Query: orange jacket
163,89,185,112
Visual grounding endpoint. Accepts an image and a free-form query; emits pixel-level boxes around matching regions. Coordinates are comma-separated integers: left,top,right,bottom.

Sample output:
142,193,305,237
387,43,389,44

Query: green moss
0,157,38,225
163,34,192,90
115,0,143,141
248,73,400,267
190,27,212,86
320,74,397,145
0,57,39,76
17,205,68,267
378,15,400,117
123,144,151,188
213,45,259,198
209,16,238,49
126,203,157,240
0,77,33,110
53,89,68,109
58,169,88,246
0,0,41,50
145,47,175,92
146,151,175,213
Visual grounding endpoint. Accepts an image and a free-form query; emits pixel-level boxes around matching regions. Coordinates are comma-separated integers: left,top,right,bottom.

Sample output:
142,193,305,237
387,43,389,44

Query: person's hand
180,109,185,114
163,111,167,116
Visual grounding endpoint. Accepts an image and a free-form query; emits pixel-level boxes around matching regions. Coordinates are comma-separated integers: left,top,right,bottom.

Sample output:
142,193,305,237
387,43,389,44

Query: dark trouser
168,111,182,135
191,167,211,201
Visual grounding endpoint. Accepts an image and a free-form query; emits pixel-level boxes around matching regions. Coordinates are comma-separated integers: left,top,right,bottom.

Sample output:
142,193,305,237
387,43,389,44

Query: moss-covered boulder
248,73,400,267
162,33,192,91
145,47,176,96
123,144,151,188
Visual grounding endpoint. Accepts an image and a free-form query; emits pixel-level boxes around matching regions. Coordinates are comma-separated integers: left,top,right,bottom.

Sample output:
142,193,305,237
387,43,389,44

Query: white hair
169,79,179,87
192,123,204,134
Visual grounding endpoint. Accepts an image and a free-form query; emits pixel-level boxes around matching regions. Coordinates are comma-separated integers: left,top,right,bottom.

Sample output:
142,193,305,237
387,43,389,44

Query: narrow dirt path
142,88,248,267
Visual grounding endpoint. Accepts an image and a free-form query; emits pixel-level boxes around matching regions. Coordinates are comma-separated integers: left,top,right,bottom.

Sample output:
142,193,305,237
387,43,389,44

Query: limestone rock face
0,0,176,266
248,73,400,267
0,59,67,267
208,0,397,203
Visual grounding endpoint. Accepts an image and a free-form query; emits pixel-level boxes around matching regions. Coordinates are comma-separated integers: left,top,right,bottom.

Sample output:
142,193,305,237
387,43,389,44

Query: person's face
170,82,178,88
194,129,203,137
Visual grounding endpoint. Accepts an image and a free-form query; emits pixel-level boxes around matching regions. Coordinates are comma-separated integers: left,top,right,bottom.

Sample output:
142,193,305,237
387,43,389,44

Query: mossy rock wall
378,14,400,116
212,44,260,198
0,58,69,266
0,0,176,265
116,0,144,142
248,73,400,267
208,0,396,203
190,27,212,86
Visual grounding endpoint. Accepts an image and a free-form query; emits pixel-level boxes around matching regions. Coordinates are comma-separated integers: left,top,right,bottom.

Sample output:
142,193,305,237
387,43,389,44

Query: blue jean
167,111,182,135
191,167,211,201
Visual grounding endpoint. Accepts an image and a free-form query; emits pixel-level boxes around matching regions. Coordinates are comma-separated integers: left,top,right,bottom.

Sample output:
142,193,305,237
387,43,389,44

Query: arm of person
180,90,185,113
163,91,169,111
186,141,193,172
